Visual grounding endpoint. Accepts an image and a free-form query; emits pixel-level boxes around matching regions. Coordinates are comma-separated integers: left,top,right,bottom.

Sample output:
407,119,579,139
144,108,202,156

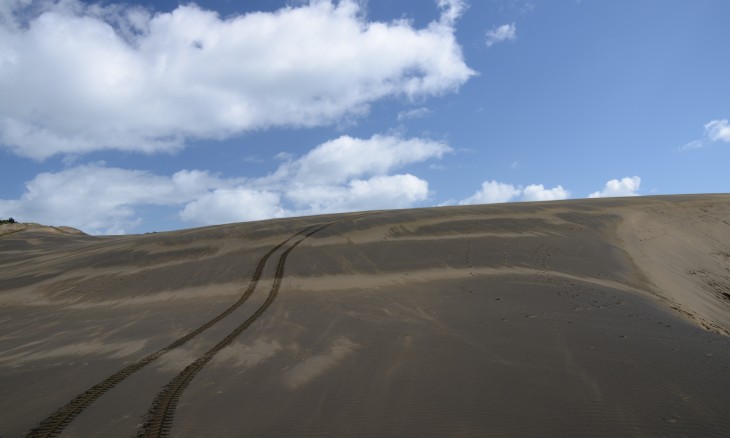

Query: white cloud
0,1,474,159
679,119,730,152
485,22,516,47
679,140,704,151
522,184,570,201
397,107,432,121
459,180,521,204
215,133,448,221
177,131,449,225
0,164,232,234
278,134,451,186
0,134,449,233
437,0,468,26
186,134,449,224
285,174,429,215
457,180,568,205
588,176,641,198
704,119,730,143
180,188,284,224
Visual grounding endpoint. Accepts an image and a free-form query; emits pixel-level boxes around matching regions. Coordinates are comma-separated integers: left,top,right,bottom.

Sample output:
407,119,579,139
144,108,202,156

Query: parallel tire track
25,224,321,438
137,214,374,437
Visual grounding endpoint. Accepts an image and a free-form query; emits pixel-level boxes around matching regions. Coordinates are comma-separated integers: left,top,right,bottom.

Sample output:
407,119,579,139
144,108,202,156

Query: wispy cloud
679,119,730,151
679,140,704,151
485,23,517,47
704,119,730,143
397,107,432,121
437,0,468,26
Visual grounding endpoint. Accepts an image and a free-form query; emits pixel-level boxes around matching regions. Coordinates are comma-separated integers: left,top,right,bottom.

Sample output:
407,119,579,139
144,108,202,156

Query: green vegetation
0,217,17,224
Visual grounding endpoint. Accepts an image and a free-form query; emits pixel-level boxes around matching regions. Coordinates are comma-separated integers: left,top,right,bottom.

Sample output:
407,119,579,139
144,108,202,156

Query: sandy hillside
1,195,729,437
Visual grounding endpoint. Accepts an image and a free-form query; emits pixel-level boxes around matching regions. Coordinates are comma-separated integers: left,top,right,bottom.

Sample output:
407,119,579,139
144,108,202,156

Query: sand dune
1,195,729,437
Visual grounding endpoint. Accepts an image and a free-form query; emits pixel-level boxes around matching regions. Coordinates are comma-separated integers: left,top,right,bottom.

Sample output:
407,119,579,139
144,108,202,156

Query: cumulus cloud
458,180,568,205
485,22,516,47
458,180,521,204
231,134,449,219
0,0,474,159
180,188,285,224
275,134,451,186
588,176,641,198
180,134,448,223
0,164,233,234
286,174,430,214
0,134,449,233
522,184,570,201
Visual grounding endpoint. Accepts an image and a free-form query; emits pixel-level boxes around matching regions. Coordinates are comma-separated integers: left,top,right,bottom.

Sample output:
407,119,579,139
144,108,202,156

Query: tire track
137,214,374,437
25,224,321,438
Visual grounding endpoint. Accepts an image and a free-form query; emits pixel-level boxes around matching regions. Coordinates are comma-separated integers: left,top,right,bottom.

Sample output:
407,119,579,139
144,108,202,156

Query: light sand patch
283,336,358,389
617,206,730,334
0,283,244,308
212,339,283,369
286,266,648,296
68,284,244,309
0,288,47,305
306,230,549,247
0,339,147,366
154,344,207,373
395,211,571,230
303,212,567,247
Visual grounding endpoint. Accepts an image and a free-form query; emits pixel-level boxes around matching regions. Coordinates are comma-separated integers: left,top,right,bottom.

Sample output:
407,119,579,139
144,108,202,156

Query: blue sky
1,0,728,234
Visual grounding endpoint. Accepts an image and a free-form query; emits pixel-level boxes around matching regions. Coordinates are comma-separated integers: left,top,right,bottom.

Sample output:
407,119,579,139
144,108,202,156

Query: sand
1,195,729,437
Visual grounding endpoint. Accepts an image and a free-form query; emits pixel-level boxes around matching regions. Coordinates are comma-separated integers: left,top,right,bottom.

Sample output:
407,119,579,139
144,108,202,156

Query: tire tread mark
25,224,321,438
137,213,376,437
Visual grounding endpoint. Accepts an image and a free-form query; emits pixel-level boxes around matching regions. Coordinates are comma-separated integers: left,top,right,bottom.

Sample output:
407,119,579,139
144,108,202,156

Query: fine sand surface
1,195,729,437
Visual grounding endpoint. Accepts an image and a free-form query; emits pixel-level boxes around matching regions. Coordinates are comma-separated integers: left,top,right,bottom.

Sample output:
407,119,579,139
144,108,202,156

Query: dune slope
1,195,729,437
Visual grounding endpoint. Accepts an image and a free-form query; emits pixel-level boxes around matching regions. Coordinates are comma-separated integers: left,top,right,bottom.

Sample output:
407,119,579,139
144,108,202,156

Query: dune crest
0,222,86,237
